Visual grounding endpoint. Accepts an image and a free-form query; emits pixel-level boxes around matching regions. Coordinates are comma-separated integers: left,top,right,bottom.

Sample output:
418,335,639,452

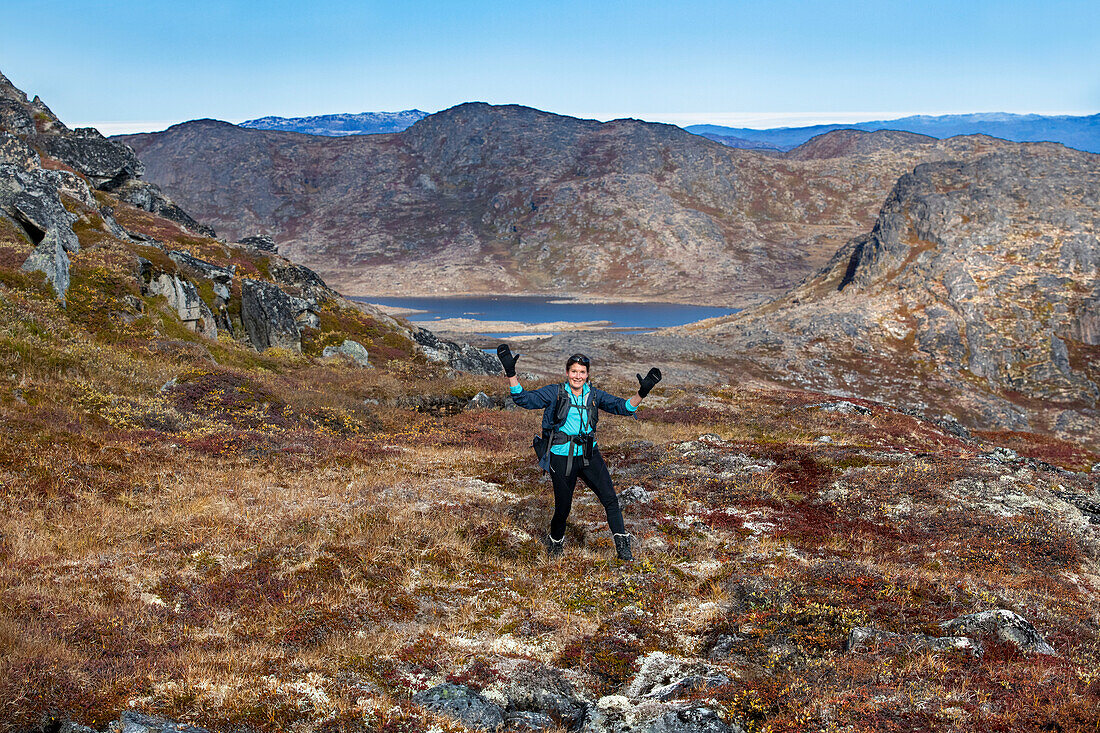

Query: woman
497,345,661,561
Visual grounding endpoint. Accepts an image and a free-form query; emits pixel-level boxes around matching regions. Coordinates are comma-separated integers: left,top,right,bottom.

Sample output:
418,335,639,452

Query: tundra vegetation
2,180,1100,732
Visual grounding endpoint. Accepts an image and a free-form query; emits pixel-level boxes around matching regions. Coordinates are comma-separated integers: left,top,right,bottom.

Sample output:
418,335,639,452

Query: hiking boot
613,533,633,562
546,534,565,558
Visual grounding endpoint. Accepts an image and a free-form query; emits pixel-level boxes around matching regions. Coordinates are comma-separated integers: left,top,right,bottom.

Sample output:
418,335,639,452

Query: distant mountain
239,110,429,136
687,112,1100,153
118,107,1018,306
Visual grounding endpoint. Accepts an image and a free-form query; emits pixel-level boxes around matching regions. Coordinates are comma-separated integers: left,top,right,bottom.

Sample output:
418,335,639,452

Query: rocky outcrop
107,178,216,237
0,131,39,169
168,250,234,301
35,127,143,188
238,233,278,252
412,325,501,375
241,277,302,351
145,273,217,338
412,683,505,731
690,146,1100,444
20,230,70,302
940,609,1056,655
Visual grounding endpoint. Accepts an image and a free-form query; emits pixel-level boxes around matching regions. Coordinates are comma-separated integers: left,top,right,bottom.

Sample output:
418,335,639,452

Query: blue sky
2,0,1098,133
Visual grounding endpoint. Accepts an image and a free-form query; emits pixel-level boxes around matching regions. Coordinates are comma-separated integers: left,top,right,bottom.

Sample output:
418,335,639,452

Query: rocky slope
675,145,1100,445
117,106,1015,306
0,69,497,376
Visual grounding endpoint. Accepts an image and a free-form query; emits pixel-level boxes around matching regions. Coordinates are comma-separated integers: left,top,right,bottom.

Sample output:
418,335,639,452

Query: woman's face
566,363,589,390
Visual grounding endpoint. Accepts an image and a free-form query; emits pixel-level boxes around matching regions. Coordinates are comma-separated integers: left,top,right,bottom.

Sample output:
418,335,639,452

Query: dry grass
2,195,1100,732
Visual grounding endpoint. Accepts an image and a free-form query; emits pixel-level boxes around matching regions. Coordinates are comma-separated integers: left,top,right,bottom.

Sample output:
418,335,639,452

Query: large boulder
35,127,144,188
0,164,81,254
412,326,501,375
146,273,217,338
412,683,505,731
107,178,216,237
20,229,70,303
270,259,333,300
940,609,1056,655
169,250,234,302
241,278,301,351
323,339,371,367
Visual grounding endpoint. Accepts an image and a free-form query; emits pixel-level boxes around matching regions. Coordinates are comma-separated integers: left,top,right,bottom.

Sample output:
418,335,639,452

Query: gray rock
504,710,557,731
0,163,81,254
20,229,70,302
498,661,589,729
847,626,980,656
323,339,371,367
36,126,144,187
412,683,505,731
0,131,40,169
241,278,301,351
648,706,742,733
940,609,1056,655
270,260,333,300
108,178,216,237
169,251,234,302
619,485,652,506
983,447,1019,463
109,711,211,733
146,273,216,337
239,233,278,253
466,391,494,409
289,295,321,329
646,674,732,702
412,326,501,375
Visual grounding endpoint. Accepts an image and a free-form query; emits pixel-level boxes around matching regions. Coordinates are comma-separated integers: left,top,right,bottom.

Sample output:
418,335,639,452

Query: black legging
548,447,626,539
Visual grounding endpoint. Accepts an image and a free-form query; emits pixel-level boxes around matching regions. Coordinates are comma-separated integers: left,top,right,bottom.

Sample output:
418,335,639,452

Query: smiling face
566,363,589,392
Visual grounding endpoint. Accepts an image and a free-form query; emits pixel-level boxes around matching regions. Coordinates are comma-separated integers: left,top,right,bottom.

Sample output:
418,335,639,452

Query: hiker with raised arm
497,345,661,561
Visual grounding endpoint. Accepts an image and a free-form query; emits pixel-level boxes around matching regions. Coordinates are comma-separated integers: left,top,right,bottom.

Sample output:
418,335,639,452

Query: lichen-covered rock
323,339,371,367
20,229,70,302
145,273,217,338
492,659,590,729
241,278,301,351
0,163,81,254
36,126,144,187
270,260,333,300
504,710,557,731
108,178,216,237
940,609,1056,655
239,233,278,253
648,706,742,733
0,131,39,169
847,626,980,656
108,711,211,733
412,326,501,375
412,683,505,731
169,250,234,302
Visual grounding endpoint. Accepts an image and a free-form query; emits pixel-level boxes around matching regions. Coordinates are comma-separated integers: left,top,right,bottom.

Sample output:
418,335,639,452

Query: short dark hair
566,353,591,370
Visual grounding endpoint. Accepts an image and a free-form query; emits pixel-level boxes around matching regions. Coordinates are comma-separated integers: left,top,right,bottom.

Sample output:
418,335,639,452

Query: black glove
636,367,662,398
497,343,520,377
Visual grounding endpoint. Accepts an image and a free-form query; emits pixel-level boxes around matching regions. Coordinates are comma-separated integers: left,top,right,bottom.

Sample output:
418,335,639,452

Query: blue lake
354,295,737,333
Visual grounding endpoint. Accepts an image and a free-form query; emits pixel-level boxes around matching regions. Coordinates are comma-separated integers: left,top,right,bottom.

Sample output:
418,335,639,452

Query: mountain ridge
117,104,1020,305
687,111,1100,153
